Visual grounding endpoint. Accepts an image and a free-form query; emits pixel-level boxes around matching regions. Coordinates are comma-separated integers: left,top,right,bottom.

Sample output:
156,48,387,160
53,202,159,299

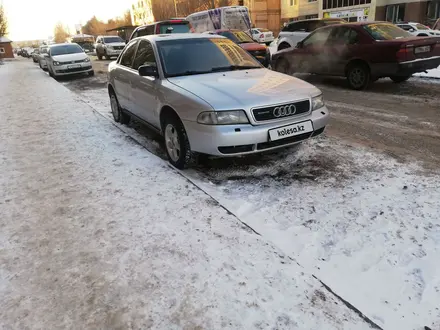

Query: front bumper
183,106,330,156
54,64,93,76
105,48,123,56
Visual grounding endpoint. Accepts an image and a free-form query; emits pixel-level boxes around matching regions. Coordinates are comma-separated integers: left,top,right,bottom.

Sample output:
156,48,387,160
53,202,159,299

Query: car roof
137,33,226,42
317,21,392,28
135,19,189,28
49,43,78,47
289,18,346,24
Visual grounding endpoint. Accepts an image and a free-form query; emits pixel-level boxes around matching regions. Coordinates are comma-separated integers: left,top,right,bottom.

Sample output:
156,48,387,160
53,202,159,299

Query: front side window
364,23,412,40
104,37,124,43
132,40,157,70
50,44,84,56
119,41,138,67
303,27,332,47
156,38,261,78
329,27,359,44
397,24,413,31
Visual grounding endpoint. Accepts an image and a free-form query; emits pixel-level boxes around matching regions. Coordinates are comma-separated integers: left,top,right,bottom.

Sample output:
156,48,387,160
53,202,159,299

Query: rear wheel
163,114,192,169
390,75,412,83
346,62,371,90
110,91,130,125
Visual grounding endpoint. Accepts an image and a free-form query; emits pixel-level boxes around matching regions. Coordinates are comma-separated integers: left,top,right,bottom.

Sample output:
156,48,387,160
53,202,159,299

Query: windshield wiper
210,65,261,72
167,70,213,77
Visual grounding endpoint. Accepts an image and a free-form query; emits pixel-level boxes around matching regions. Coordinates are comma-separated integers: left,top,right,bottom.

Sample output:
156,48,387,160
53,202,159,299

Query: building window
290,0,294,5
322,0,370,9
386,4,405,23
306,14,319,19
0,48,5,54
427,1,440,22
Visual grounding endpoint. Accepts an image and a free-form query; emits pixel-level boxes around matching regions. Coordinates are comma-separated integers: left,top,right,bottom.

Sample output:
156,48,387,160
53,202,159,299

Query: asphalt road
68,56,440,172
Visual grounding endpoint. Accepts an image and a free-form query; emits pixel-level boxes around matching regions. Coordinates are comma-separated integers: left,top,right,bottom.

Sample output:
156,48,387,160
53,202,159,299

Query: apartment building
244,0,282,35
281,0,440,27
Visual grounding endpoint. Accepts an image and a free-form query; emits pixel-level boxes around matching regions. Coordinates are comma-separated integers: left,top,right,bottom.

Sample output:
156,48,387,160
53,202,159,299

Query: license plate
269,120,314,141
67,64,81,69
415,46,430,54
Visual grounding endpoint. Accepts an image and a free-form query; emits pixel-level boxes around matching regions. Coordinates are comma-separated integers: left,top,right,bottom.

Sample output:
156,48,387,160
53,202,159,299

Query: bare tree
152,0,176,21
54,23,70,43
0,5,8,37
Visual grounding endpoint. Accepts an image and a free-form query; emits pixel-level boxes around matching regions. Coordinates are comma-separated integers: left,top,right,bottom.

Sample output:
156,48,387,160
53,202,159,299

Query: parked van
186,6,252,33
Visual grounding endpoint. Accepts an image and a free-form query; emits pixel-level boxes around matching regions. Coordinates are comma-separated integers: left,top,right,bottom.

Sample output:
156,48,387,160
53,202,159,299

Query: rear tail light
155,24,160,34
396,45,413,62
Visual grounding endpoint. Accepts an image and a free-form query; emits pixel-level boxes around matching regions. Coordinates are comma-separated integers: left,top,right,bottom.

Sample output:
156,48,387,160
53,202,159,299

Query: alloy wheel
165,124,181,162
349,67,366,89
110,94,120,122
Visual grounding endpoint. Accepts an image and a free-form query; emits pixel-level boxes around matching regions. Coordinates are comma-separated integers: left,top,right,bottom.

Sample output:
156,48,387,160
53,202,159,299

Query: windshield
50,44,84,56
159,23,190,34
415,23,429,30
217,31,254,44
363,23,412,40
104,37,124,43
157,38,261,78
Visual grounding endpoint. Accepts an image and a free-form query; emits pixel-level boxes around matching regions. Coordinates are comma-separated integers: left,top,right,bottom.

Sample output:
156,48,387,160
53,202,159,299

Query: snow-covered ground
1,59,380,329
415,66,440,79
67,73,440,330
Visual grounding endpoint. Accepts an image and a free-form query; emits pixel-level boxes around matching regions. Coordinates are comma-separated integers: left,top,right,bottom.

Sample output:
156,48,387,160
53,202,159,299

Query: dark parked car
129,19,191,41
206,29,270,67
271,22,440,89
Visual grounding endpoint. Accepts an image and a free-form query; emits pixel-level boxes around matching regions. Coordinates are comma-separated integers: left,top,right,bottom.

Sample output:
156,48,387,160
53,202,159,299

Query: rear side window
158,23,190,34
119,41,138,67
364,23,412,40
329,27,359,45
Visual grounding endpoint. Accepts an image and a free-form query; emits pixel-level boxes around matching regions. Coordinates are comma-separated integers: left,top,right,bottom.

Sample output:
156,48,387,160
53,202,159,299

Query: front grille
218,144,254,154
56,66,92,73
59,59,85,65
252,100,310,122
113,46,125,50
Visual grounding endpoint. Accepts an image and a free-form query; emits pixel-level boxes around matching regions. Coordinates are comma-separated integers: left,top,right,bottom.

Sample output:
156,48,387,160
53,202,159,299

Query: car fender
277,37,293,50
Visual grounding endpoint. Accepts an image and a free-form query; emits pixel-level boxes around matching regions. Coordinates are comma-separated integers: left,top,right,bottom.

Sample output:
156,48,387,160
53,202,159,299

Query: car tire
110,91,130,125
163,114,192,170
275,57,291,75
88,70,95,77
390,75,412,83
346,62,371,90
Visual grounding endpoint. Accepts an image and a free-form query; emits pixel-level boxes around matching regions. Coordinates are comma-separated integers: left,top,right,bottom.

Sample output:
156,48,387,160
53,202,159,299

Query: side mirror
139,64,158,78
296,41,303,49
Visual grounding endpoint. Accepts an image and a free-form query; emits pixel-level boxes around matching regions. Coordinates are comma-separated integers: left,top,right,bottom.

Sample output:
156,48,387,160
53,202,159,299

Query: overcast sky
3,0,132,41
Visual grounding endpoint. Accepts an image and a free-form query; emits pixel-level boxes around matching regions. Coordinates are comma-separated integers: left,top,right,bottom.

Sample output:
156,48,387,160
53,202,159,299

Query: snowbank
415,66,440,79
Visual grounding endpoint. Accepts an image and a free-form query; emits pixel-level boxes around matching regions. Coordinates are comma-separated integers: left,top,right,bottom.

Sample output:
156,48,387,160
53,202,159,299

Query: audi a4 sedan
107,34,329,169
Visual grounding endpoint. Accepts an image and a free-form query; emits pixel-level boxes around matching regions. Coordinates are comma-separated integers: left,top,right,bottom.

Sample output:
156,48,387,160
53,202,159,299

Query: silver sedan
108,34,330,169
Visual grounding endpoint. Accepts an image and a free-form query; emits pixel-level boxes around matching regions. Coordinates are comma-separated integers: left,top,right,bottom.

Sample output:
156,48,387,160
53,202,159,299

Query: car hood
167,68,320,110
52,53,88,62
106,42,126,47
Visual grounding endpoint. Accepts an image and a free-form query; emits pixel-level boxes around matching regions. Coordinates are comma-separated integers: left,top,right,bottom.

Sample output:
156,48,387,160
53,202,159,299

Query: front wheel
346,63,371,90
163,116,192,169
390,75,412,83
110,92,130,125
274,57,291,75
88,70,95,77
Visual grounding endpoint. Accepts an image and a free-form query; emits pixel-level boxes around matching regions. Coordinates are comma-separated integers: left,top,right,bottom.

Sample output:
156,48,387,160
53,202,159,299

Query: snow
74,78,440,329
0,60,378,329
415,66,440,79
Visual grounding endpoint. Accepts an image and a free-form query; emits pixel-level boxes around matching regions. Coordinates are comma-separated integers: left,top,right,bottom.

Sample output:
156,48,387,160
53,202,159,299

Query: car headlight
312,94,324,111
83,57,90,62
53,61,61,66
197,110,249,125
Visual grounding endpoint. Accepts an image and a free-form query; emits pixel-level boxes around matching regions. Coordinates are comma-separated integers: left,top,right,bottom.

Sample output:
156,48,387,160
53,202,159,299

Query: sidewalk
0,60,373,329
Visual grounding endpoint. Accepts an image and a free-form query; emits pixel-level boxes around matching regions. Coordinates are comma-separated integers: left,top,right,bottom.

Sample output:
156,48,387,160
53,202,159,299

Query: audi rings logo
273,104,297,118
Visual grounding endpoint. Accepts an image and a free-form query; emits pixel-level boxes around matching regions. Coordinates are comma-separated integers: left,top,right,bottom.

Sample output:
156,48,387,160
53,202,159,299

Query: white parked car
396,22,440,37
38,45,49,71
250,28,274,44
45,43,94,79
95,35,126,60
277,18,346,51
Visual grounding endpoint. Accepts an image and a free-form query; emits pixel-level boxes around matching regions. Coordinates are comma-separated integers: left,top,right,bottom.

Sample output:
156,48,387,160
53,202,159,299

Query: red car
207,29,270,67
271,22,440,89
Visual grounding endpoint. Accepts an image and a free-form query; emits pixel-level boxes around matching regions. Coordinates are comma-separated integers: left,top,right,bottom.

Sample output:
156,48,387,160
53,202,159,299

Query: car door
130,39,160,127
325,27,361,75
296,27,333,73
114,40,138,111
